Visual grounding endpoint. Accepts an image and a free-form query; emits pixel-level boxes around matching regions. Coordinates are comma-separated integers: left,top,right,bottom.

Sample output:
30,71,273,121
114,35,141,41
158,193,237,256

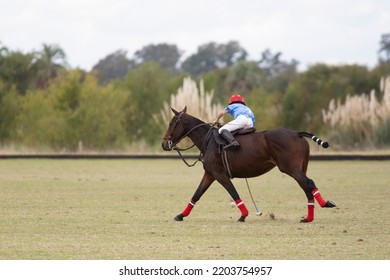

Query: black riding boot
220,129,240,151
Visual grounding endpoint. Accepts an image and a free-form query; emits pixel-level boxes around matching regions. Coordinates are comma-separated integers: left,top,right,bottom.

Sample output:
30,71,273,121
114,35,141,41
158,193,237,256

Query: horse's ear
171,107,179,115
183,106,187,113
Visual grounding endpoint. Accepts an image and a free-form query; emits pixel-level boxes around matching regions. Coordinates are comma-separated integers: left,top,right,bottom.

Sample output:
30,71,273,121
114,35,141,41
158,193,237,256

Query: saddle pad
213,127,256,146
232,127,256,135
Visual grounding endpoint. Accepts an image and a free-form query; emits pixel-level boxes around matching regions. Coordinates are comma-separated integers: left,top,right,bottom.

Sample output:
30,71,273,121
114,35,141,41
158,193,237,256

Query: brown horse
162,107,336,223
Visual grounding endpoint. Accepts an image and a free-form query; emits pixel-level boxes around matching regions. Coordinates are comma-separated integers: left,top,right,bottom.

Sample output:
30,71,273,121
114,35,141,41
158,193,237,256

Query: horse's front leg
215,175,249,222
174,171,215,221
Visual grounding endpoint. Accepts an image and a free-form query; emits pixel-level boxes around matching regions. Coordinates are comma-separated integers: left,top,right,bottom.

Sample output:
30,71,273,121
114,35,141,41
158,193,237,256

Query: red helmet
229,94,246,105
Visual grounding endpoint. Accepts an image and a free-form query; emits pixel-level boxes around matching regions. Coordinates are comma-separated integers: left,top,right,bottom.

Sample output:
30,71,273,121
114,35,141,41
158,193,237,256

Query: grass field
0,159,389,260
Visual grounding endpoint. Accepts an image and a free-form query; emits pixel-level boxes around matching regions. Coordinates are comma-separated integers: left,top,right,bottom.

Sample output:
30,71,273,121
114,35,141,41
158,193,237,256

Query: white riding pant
218,115,253,134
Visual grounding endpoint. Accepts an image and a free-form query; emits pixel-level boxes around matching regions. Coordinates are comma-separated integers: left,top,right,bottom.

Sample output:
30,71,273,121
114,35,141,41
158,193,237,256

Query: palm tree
36,43,67,89
0,41,9,57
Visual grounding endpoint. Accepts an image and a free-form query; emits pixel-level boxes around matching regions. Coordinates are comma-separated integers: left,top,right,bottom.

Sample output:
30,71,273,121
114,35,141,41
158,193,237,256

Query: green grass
0,159,389,260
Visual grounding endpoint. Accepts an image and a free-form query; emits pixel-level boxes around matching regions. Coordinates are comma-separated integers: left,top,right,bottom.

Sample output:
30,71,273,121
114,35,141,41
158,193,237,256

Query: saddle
213,127,256,147
213,127,256,178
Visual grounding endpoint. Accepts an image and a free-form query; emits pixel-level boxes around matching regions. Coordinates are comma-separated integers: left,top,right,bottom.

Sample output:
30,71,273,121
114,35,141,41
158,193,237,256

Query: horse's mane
183,112,208,126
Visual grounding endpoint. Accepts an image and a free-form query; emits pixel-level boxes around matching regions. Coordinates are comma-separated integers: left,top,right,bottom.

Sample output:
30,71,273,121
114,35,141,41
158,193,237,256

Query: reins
171,122,214,167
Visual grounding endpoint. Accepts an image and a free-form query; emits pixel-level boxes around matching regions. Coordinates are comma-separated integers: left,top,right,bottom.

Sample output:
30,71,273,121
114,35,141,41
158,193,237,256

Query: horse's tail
298,132,329,148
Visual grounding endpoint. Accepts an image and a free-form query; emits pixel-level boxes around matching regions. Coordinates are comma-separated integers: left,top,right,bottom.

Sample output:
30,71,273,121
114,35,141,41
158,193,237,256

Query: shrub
322,76,390,149
158,77,223,147
160,77,223,123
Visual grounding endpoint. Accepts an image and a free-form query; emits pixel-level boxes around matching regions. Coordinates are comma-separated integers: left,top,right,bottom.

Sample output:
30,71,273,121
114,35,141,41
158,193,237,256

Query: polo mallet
245,178,262,216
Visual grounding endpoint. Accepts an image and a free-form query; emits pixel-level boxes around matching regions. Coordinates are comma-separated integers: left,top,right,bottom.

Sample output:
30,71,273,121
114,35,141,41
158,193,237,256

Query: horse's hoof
300,217,313,223
174,214,184,221
237,216,246,222
324,200,336,208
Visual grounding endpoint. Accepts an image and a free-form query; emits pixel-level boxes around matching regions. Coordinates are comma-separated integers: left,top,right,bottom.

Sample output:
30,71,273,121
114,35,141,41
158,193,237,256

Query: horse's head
162,106,188,151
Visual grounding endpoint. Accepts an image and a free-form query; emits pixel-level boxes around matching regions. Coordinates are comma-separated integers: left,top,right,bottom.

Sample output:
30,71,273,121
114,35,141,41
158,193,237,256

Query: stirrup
224,142,240,151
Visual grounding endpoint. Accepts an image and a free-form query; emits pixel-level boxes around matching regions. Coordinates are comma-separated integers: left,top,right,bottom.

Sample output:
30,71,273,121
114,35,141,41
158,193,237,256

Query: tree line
1,34,390,152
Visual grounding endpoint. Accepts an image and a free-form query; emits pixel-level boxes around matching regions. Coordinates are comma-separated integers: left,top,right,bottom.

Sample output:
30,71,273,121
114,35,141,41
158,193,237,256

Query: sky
1,0,389,71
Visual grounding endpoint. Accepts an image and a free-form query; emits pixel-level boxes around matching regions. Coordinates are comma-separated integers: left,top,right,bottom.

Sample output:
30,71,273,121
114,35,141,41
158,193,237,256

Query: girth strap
221,149,233,179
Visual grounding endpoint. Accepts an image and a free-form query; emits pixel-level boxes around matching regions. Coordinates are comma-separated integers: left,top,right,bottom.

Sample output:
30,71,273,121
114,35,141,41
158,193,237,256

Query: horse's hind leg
174,171,215,221
289,171,336,223
307,178,336,208
276,138,335,222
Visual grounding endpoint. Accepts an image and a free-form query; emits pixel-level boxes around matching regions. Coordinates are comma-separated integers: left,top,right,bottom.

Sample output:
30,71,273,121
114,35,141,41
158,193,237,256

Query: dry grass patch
0,159,389,259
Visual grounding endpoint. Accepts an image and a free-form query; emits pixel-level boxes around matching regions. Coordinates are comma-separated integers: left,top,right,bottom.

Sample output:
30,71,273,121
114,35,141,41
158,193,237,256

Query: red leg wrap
182,200,196,217
235,199,249,217
306,200,315,222
312,188,326,207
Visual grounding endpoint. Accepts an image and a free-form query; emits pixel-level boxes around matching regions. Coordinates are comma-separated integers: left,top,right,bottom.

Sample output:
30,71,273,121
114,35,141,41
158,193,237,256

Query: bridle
163,112,185,150
163,112,213,167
